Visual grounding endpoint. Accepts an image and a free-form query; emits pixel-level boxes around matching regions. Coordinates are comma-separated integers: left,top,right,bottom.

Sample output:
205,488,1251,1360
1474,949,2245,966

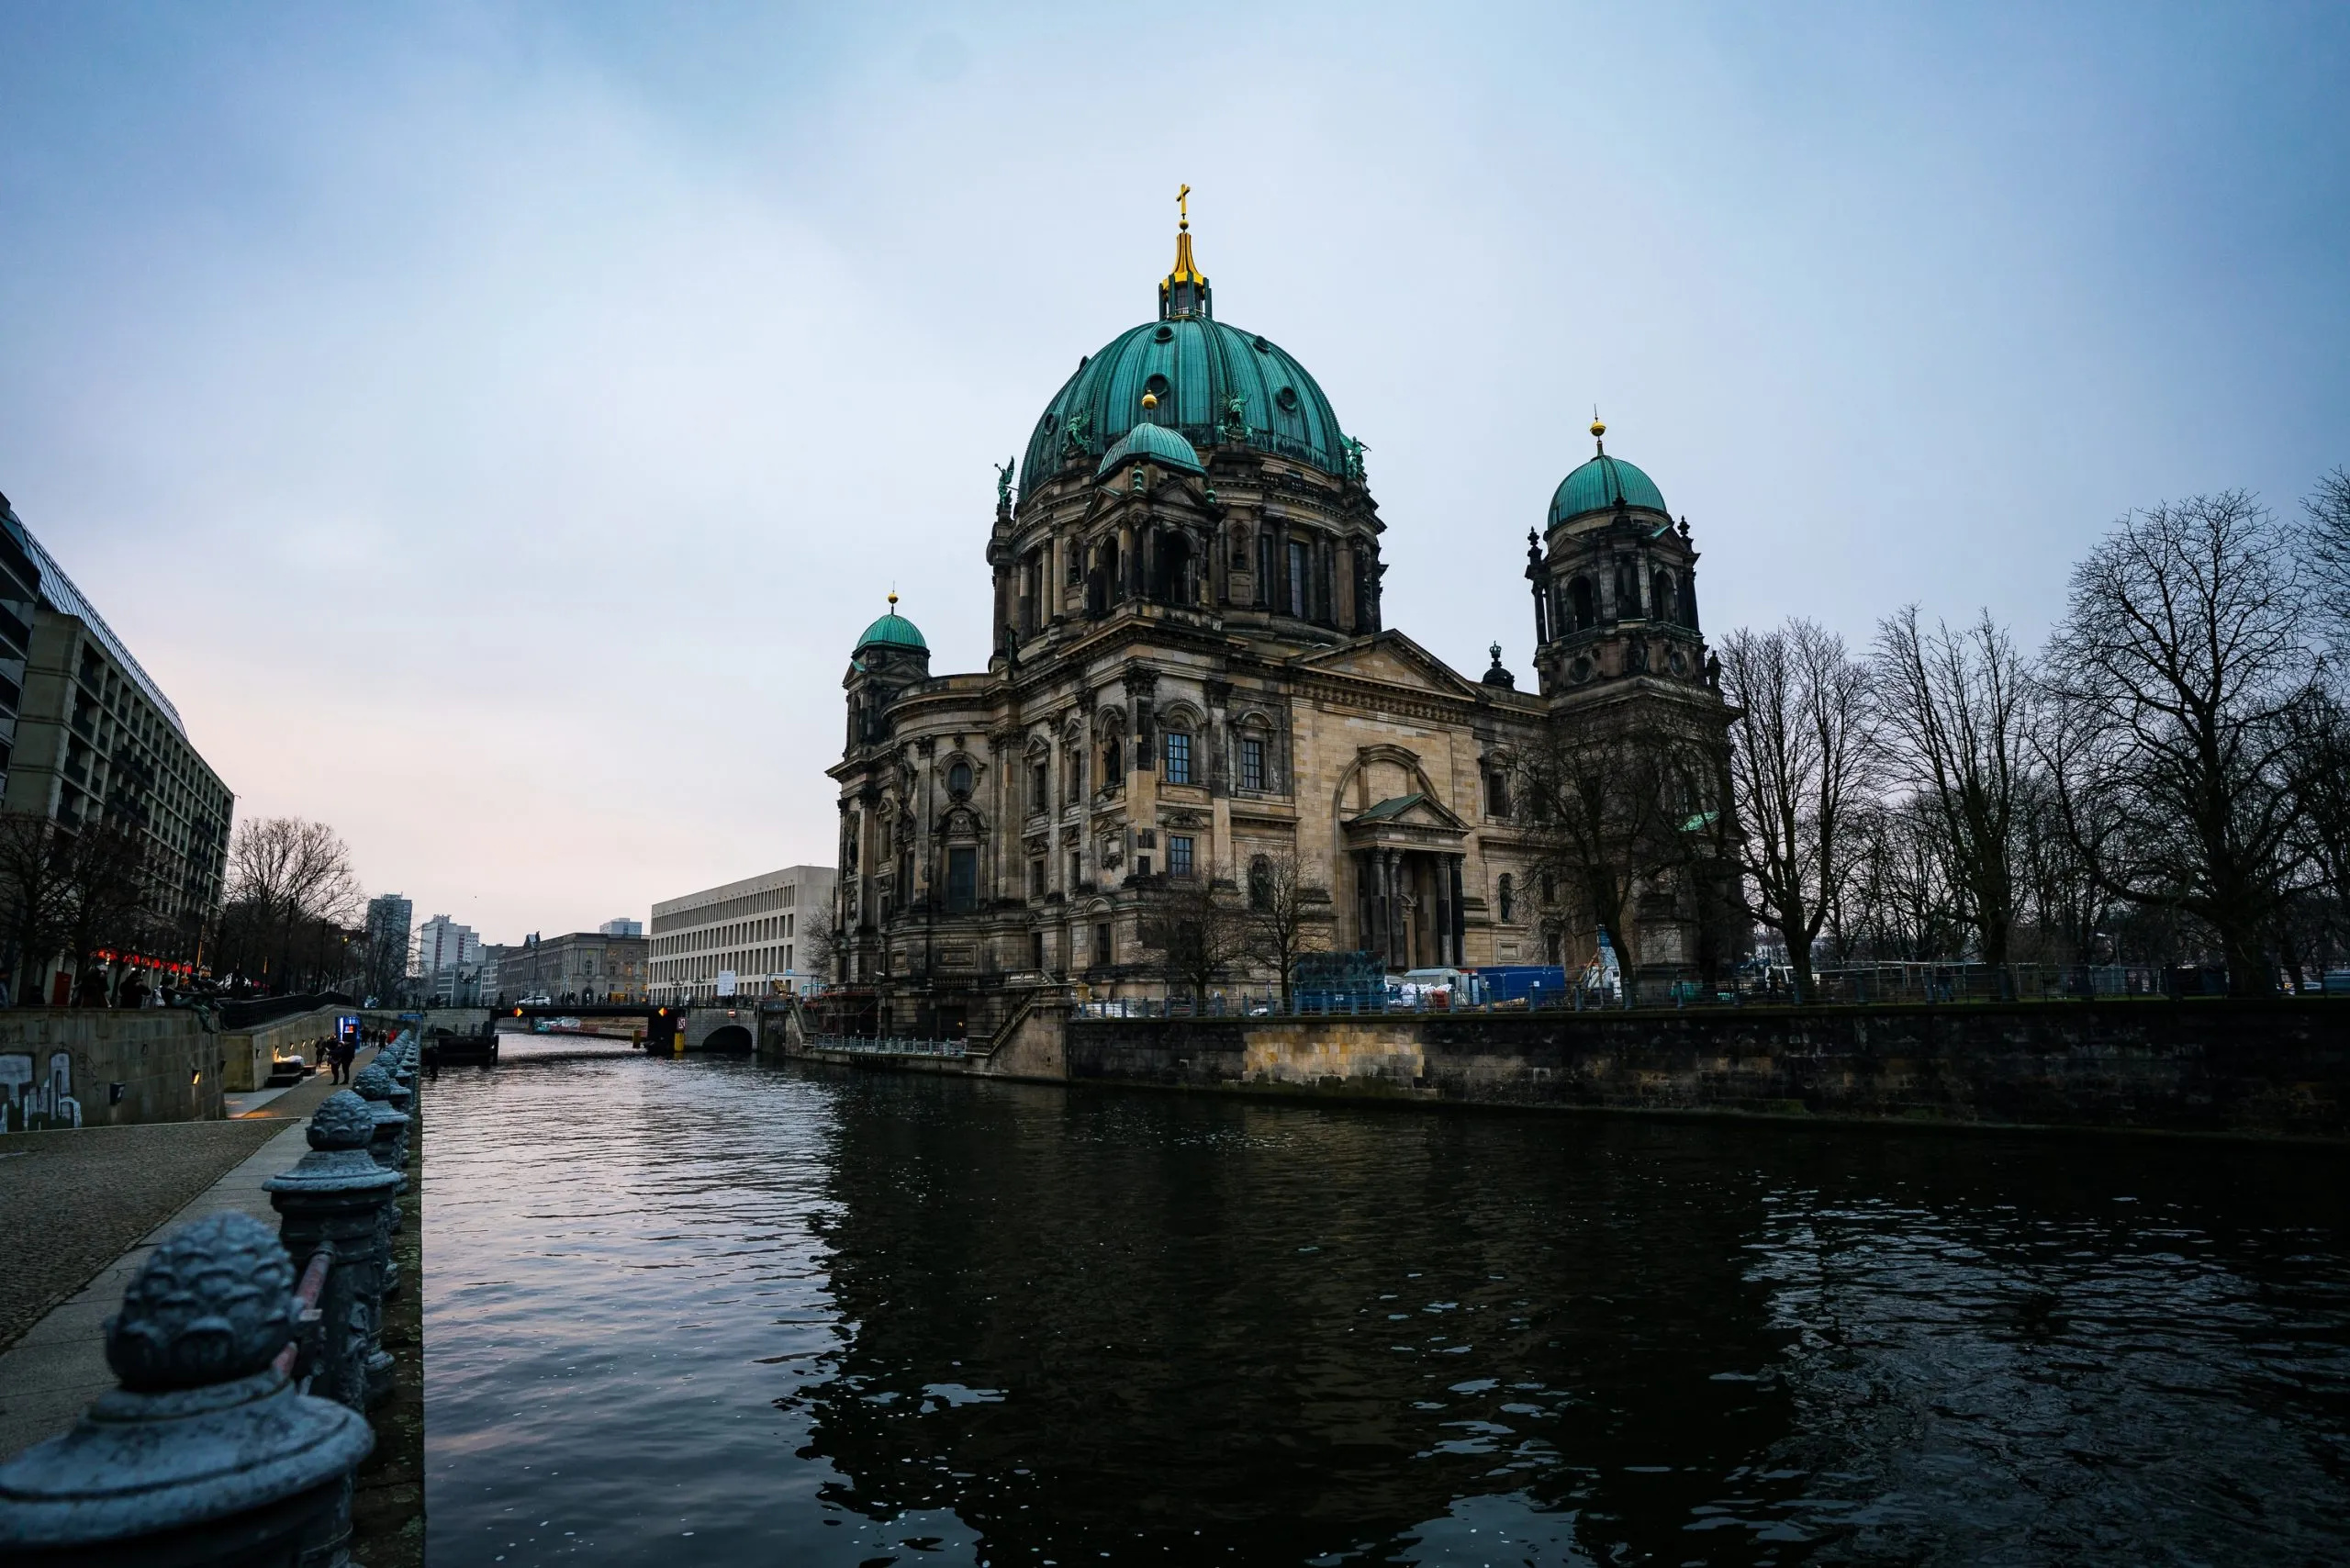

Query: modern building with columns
828,204,1734,1037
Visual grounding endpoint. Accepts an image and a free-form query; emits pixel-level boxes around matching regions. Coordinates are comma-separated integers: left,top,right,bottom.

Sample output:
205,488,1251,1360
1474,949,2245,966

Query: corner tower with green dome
1524,419,1709,699
824,196,1737,1040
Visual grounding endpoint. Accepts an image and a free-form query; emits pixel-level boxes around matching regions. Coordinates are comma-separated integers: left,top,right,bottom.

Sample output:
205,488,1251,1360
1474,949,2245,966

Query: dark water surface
424,1054,2350,1565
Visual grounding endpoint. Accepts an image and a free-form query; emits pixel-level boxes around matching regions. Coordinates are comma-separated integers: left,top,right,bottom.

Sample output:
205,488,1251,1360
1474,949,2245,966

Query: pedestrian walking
330,1032,355,1084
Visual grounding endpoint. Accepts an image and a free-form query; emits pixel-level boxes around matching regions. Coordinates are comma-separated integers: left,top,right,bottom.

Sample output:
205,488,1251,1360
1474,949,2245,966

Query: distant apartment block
597,916,643,937
417,913,486,1005
0,493,232,995
649,865,834,1002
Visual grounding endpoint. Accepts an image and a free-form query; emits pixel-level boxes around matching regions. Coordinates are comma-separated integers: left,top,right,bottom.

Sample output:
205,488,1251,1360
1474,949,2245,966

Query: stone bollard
351,1067,409,1173
346,1068,411,1304
0,1211,375,1567
264,1092,401,1411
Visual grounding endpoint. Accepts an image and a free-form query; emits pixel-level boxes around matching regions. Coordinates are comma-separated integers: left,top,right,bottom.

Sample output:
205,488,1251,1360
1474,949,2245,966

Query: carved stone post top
265,1095,401,1202
0,1211,374,1548
1203,678,1233,708
351,1064,396,1102
1121,666,1159,698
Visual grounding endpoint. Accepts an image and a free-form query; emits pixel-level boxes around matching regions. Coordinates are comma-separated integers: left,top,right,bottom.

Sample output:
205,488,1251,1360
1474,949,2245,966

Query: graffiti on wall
0,1050,83,1131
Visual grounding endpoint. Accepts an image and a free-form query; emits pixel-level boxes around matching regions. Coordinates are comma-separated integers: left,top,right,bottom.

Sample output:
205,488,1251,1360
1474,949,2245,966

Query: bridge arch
699,1023,754,1055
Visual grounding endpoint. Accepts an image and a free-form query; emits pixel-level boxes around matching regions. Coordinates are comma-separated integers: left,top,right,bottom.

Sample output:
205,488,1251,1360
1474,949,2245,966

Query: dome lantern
1159,183,1211,321
853,591,929,659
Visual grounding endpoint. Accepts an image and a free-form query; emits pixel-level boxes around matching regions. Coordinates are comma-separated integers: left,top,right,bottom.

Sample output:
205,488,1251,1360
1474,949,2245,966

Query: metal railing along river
807,1035,969,1058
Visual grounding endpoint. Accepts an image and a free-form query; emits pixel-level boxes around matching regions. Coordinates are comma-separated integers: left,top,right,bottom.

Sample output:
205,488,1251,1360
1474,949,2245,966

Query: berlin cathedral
829,195,1733,1036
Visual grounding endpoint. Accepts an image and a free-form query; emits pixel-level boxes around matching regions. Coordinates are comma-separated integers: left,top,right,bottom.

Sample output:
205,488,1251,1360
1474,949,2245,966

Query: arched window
1651,569,1676,623
1497,873,1515,923
1101,734,1123,784
1569,577,1595,632
946,761,973,797
1235,722,1270,793
1486,767,1511,818
1162,728,1193,785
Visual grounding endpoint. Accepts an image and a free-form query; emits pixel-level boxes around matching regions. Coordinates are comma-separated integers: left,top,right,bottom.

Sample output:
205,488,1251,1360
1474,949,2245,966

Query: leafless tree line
0,809,370,1003
1713,474,2350,996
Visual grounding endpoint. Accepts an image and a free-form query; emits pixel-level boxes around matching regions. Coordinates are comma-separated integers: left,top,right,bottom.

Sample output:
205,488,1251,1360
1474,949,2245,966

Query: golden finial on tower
1590,409,1606,453
1159,183,1209,319
887,589,899,609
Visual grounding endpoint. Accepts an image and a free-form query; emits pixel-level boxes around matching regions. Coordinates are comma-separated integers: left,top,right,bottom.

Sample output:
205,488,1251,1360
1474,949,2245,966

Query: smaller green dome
1096,422,1204,478
855,599,927,655
1550,453,1668,529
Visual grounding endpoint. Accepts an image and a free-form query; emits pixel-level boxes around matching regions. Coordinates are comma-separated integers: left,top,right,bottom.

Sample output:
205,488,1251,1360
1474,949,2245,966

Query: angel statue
1341,434,1370,485
994,457,1014,508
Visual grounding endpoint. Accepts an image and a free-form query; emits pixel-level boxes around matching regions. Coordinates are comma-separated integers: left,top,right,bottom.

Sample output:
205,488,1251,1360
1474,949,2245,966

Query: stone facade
828,217,1735,1038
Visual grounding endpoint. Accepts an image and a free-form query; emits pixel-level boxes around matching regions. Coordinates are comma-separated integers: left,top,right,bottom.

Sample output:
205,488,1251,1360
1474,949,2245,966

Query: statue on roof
1341,435,1370,485
994,457,1014,508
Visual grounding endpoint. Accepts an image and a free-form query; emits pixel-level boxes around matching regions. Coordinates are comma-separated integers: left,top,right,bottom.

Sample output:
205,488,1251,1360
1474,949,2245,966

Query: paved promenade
0,1055,372,1460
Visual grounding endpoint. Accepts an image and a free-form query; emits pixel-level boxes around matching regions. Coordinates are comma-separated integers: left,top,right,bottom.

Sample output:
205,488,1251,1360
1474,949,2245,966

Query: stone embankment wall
1050,1001,2350,1140
0,1010,225,1130
221,1005,354,1092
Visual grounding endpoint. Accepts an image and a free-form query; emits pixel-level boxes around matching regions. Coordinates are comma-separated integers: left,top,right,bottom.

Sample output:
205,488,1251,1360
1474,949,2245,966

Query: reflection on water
424,1058,2350,1565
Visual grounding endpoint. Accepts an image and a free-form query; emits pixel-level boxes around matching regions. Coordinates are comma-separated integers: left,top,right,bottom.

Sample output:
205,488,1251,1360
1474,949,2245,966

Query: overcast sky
2,2,2344,945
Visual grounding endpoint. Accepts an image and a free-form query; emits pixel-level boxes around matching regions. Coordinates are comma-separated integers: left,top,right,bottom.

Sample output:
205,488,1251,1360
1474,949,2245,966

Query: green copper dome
1023,316,1348,497
1096,423,1204,478
854,603,927,655
1549,453,1668,529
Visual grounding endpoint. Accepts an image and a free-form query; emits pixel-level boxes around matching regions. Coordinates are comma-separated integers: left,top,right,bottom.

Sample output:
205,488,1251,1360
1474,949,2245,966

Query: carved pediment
1344,790,1469,837
1294,633,1479,698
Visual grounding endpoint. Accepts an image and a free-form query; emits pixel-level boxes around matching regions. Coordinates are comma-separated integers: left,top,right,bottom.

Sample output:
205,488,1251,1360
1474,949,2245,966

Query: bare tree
1135,876,1255,1003
2304,466,2350,654
2039,492,2317,993
1716,620,1876,998
800,907,846,985
0,812,71,1005
1873,607,2034,968
1241,849,1327,1006
216,818,363,992
2284,688,2350,977
1517,706,1721,999
59,820,160,1003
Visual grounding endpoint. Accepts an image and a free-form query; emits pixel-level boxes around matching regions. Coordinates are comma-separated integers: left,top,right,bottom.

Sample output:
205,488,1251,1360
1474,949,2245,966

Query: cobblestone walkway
0,1119,286,1351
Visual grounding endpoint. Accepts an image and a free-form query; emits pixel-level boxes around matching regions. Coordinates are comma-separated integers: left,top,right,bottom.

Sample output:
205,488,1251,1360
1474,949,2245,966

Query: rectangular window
1239,735,1265,792
1031,931,1046,970
1164,731,1192,784
1069,851,1082,889
1032,761,1049,812
1029,858,1046,900
1288,540,1307,618
1169,835,1194,878
946,847,978,913
1136,854,1152,879
1094,922,1112,967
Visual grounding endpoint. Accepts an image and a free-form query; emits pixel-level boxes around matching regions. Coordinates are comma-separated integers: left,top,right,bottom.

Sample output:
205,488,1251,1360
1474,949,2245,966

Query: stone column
1203,679,1234,879
1438,850,1457,963
265,1092,402,1412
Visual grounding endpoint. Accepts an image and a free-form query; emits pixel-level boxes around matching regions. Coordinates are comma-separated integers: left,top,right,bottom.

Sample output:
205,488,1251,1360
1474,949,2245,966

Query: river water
423,1047,2350,1565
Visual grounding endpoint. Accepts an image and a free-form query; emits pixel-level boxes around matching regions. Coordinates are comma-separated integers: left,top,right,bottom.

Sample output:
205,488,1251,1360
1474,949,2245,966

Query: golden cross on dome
1178,184,1191,229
